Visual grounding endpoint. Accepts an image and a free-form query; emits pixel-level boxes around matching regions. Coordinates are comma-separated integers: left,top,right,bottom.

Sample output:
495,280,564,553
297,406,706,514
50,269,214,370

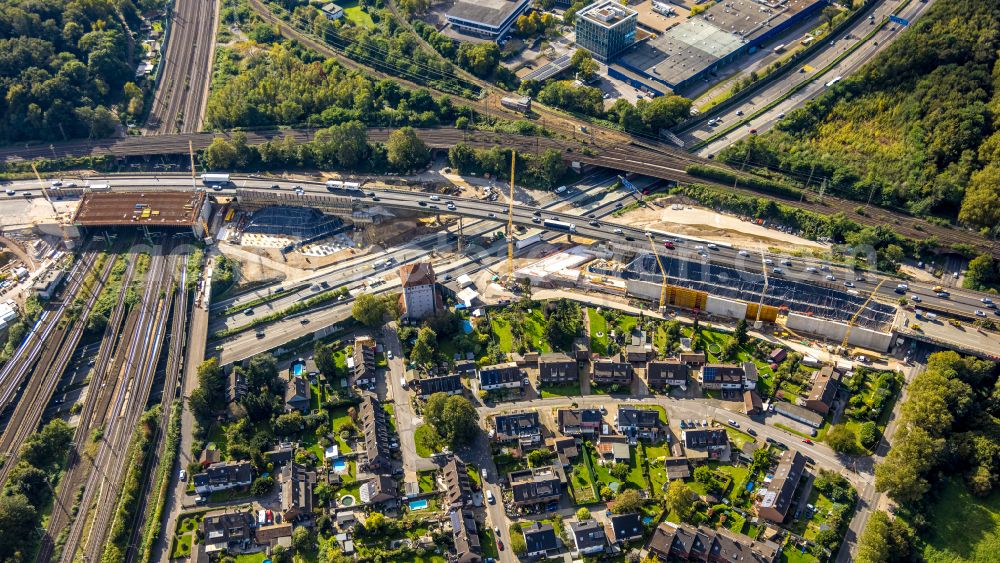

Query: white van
429,195,441,201
555,186,568,195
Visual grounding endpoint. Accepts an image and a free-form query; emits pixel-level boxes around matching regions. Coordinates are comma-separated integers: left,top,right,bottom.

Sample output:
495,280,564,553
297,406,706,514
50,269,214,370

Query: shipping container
201,173,231,185
543,219,576,233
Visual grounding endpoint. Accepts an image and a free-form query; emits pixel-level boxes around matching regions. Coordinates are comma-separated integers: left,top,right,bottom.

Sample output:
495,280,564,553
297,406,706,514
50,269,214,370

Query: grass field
540,382,581,398
339,0,375,28
491,308,551,354
415,423,445,458
923,480,1000,563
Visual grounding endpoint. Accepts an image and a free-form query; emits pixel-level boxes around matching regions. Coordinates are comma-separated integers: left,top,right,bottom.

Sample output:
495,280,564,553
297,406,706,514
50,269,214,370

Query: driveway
382,322,437,475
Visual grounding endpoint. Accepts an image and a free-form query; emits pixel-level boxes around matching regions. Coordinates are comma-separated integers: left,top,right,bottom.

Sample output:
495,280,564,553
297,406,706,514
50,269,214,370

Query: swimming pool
461,319,473,334
333,459,347,472
409,499,429,511
292,362,304,376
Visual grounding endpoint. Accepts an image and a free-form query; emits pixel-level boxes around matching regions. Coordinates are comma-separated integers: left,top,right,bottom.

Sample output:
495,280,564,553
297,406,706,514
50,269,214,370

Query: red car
802,439,813,445
663,241,675,249
497,539,504,551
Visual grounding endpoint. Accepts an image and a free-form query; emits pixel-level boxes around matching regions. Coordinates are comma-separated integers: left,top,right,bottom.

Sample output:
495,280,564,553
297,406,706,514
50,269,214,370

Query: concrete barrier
785,312,894,352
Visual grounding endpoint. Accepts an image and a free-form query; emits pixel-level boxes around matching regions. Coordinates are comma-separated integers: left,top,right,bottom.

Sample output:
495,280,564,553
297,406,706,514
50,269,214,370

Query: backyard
339,0,375,28
491,307,552,354
922,480,1000,563
586,308,638,356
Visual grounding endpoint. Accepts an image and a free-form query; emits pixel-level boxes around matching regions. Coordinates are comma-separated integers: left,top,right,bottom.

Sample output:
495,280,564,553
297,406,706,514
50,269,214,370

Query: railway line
0,250,117,486
37,250,143,562
58,247,178,562
145,0,218,134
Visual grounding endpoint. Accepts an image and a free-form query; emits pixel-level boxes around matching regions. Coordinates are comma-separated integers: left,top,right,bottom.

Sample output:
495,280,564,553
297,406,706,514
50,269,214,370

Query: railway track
0,251,117,486
58,248,177,562
145,0,218,134
37,251,142,562
123,253,190,563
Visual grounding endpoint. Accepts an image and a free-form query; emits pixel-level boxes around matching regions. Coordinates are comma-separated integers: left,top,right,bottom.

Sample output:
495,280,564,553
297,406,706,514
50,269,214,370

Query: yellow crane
841,278,886,351
507,151,516,280
645,233,668,311
188,140,197,190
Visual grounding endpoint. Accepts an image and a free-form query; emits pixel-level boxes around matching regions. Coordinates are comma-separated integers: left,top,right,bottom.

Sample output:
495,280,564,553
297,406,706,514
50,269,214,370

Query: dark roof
683,429,728,449
478,363,522,386
744,389,763,412
202,511,255,545
450,509,482,562
609,512,644,543
743,361,759,382
593,359,633,379
285,376,310,409
647,360,689,382
617,406,659,428
447,0,527,28
539,352,574,364
523,522,559,553
680,352,706,364
701,364,744,384
360,392,392,471
280,462,316,517
443,458,474,508
494,411,540,439
400,262,436,287
664,457,691,479
759,450,806,520
193,461,252,489
650,522,779,562
570,519,607,552
558,408,603,432
416,374,462,396
510,468,562,504
769,348,787,362
807,366,840,405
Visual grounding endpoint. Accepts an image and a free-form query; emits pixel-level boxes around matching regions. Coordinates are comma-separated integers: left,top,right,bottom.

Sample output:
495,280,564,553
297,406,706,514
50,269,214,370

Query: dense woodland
858,351,1000,561
0,0,163,143
719,0,1000,230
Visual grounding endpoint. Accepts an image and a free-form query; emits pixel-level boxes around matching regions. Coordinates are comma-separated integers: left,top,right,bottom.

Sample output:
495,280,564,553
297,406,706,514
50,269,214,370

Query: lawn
480,528,499,559
781,546,818,563
330,405,354,453
923,480,1000,563
491,308,551,354
234,554,267,563
170,534,192,559
725,427,757,450
588,446,647,491
568,458,598,504
644,443,673,495
340,0,375,28
587,308,609,355
171,512,204,559
788,490,835,542
415,423,445,458
540,382,581,398
418,470,437,493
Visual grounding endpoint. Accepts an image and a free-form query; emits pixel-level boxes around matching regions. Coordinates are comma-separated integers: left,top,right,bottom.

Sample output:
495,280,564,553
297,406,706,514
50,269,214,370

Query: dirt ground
616,196,826,252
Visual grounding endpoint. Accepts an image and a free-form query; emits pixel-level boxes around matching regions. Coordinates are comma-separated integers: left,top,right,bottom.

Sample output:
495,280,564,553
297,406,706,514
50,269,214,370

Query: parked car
179,470,187,481
486,490,495,504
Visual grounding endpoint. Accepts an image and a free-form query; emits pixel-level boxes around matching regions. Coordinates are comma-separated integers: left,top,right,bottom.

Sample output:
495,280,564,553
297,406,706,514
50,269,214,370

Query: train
543,219,576,233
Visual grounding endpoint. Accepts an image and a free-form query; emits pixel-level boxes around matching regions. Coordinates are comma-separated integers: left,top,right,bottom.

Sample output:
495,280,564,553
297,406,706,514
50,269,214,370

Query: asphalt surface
687,0,937,155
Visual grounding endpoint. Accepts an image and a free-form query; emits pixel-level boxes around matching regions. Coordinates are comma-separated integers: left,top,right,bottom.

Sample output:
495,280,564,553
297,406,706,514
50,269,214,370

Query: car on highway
589,221,600,227
244,308,253,315
387,350,394,360
497,539,504,552
763,258,773,265
488,212,496,218
532,210,542,216
749,129,758,134
663,241,675,249
765,437,776,444
844,281,855,288
802,439,813,445
270,184,280,189
936,292,949,298
982,297,994,305
976,310,987,317
736,110,744,116
615,202,623,208
4,189,14,196
255,330,265,339
625,236,635,242
532,217,541,223
418,201,427,207
772,267,784,275
895,283,909,293
429,195,441,201
910,295,921,302
22,192,31,197
613,228,623,234
738,250,749,256
746,428,757,436
825,274,836,281
727,419,739,428
588,213,597,219
300,318,310,324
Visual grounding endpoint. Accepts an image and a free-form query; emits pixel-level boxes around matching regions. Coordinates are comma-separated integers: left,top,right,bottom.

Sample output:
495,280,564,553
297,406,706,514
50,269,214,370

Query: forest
0,0,163,143
718,0,1000,231
858,351,999,562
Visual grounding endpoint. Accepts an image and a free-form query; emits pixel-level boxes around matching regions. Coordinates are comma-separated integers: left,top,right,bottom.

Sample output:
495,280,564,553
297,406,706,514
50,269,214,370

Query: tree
734,318,748,346
291,525,312,553
609,462,630,481
693,465,714,485
858,421,881,450
0,494,36,559
5,462,51,508
314,121,369,168
203,138,238,169
387,127,429,171
612,488,643,514
409,326,437,367
274,412,304,436
960,165,1000,229
527,449,555,467
251,476,275,496
365,512,386,533
352,293,389,327
423,393,479,447
826,424,860,454
856,510,913,563
570,49,598,81
576,507,591,520
665,480,698,522
544,299,582,351
19,419,73,471
964,254,998,291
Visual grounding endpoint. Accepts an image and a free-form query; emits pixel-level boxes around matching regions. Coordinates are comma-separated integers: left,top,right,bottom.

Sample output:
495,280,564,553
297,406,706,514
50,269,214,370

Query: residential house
743,361,759,390
193,461,253,494
804,366,840,415
648,521,780,562
450,509,482,563
492,411,542,453
757,450,806,523
616,406,661,442
548,436,580,467
682,429,730,462
608,513,644,545
284,375,311,412
280,462,316,521
478,362,523,391
359,475,397,506
769,348,787,363
557,408,602,437
700,364,744,390
198,447,221,467
255,523,293,550
359,392,393,473
592,358,634,386
443,457,474,509
415,374,463,399
569,518,607,556
679,352,706,366
773,401,824,428
625,343,653,364
538,352,579,385
509,466,563,508
264,444,294,468
646,360,689,389
201,511,256,554
596,435,630,463
227,370,247,404
664,457,691,480
572,337,591,361
400,262,441,320
523,522,560,559
320,3,344,20
744,389,763,416
349,336,377,391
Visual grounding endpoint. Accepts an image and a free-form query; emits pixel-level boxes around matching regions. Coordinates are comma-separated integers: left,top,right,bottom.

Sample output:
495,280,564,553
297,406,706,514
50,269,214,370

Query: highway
145,0,219,134
686,0,936,154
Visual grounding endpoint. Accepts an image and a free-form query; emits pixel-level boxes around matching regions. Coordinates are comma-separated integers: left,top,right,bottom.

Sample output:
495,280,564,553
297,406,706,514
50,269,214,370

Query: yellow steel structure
841,279,885,350
507,151,516,279
189,140,197,189
645,234,668,310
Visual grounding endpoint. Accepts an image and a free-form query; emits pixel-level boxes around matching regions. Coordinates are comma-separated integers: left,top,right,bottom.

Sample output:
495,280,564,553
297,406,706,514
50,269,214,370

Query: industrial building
610,0,827,93
445,0,532,42
575,1,639,63
243,206,341,239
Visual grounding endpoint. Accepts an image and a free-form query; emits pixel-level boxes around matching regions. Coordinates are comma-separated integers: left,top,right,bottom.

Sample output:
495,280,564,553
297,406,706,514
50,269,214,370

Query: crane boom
646,234,668,311
841,279,885,350
507,151,516,279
